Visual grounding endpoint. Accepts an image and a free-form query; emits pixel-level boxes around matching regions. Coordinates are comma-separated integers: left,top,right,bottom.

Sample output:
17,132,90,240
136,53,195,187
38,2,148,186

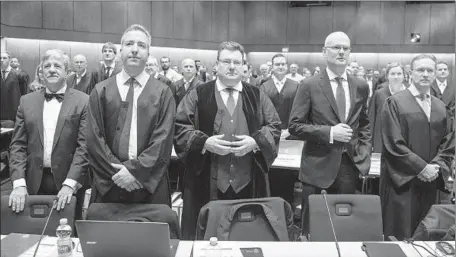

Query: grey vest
215,89,252,193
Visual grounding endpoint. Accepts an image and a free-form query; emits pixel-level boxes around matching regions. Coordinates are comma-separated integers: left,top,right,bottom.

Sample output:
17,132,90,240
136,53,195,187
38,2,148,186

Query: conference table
4,233,453,257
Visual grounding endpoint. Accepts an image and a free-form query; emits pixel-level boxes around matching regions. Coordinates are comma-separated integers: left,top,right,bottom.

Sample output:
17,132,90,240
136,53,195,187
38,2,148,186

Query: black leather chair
1,195,76,236
308,194,384,241
86,203,181,239
196,197,294,241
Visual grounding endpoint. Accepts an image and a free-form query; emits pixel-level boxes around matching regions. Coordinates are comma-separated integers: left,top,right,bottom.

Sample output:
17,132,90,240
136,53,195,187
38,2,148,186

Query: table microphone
32,197,58,257
321,190,341,257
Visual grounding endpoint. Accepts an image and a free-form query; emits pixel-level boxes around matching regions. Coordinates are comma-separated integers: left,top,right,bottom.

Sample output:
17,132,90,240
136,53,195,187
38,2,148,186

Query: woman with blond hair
29,64,45,92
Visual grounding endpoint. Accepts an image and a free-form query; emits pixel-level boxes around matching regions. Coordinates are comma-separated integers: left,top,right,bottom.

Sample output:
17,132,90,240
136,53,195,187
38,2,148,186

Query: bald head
324,31,350,47
181,58,196,80
323,31,351,71
73,54,87,74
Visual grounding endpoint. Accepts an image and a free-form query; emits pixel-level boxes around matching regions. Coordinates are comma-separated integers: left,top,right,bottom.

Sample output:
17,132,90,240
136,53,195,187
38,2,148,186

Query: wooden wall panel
73,2,102,33
193,1,213,42
244,2,266,44
332,2,358,43
101,2,127,34
43,2,73,31
150,1,174,38
286,6,310,44
211,1,229,42
39,40,72,58
173,2,194,40
1,1,42,28
127,2,152,33
404,3,431,45
264,2,287,44
308,6,333,45
228,2,245,42
355,2,382,44
430,3,455,45
380,2,405,45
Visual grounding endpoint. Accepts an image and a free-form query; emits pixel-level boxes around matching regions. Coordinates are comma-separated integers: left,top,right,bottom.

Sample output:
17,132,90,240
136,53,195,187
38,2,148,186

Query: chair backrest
413,204,455,241
1,195,76,236
86,203,181,239
196,197,293,241
308,194,383,241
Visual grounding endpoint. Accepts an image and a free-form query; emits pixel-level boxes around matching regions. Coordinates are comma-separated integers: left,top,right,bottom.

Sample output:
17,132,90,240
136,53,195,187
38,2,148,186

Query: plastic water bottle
204,237,222,257
56,218,73,257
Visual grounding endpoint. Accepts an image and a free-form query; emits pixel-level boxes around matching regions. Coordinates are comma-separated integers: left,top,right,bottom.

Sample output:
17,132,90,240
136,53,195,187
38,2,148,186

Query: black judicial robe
380,90,454,240
368,86,391,153
87,75,176,206
174,81,281,240
260,78,299,129
67,72,96,95
1,69,23,125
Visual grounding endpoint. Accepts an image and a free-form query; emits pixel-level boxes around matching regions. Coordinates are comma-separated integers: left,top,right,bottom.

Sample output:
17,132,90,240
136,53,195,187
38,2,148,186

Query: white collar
272,75,287,85
437,79,447,86
119,69,150,88
216,79,243,92
388,83,406,95
45,84,67,94
408,83,430,97
104,62,115,69
183,76,194,84
77,69,87,78
2,66,12,72
326,67,348,81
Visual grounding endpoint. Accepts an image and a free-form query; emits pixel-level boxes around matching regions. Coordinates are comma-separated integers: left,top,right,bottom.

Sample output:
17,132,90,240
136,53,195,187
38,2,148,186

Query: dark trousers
217,183,252,200
38,168,85,221
300,154,359,236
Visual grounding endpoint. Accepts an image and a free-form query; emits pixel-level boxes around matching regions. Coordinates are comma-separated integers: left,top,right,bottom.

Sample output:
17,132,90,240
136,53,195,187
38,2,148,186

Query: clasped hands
111,163,143,192
204,134,258,156
417,164,440,182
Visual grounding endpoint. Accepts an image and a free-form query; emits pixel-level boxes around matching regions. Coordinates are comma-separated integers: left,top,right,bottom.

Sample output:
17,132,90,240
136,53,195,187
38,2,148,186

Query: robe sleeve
381,97,427,187
288,80,332,142
430,112,455,183
353,84,372,174
174,89,209,172
122,88,176,192
86,87,122,181
251,91,281,168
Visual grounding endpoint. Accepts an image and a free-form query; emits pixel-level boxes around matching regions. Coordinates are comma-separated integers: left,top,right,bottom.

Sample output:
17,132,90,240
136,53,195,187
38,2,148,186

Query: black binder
361,242,408,257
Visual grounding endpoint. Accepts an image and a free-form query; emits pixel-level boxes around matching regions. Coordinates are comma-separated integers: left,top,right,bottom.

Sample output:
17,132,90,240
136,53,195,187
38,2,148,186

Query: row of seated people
1,24,454,242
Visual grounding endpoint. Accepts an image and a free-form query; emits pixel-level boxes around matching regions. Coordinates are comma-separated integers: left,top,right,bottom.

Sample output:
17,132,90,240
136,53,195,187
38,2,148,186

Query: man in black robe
87,24,175,206
67,54,96,95
380,54,454,240
174,41,281,240
171,58,202,108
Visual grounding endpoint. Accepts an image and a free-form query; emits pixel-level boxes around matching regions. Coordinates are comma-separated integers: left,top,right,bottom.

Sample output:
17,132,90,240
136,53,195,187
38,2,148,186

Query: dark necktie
44,93,65,103
163,70,168,77
105,67,111,80
118,78,135,160
335,77,346,123
225,87,236,116
1,70,6,81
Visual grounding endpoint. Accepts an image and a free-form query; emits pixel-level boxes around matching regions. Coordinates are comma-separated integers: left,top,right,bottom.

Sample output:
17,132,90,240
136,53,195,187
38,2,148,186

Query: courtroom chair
307,194,384,242
413,204,455,241
196,197,294,241
86,203,181,239
1,195,76,236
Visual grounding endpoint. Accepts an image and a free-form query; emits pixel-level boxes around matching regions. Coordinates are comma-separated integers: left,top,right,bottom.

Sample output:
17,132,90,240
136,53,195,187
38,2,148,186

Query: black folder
362,242,408,257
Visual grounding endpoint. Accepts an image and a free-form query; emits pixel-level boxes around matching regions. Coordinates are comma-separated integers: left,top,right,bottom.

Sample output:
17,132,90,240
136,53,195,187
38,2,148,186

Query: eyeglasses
218,59,243,67
413,68,435,75
326,45,351,52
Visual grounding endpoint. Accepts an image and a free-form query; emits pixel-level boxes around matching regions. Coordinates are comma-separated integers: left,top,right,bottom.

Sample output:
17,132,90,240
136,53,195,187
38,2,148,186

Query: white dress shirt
366,79,373,98
327,67,351,144
159,68,182,83
408,83,431,121
272,75,288,93
437,79,447,94
286,73,304,83
13,85,79,190
183,76,195,91
216,79,242,106
116,69,150,159
76,69,87,85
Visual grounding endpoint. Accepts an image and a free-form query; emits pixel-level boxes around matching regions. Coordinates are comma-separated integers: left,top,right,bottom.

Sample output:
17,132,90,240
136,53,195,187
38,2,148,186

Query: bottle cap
209,237,218,246
59,218,68,225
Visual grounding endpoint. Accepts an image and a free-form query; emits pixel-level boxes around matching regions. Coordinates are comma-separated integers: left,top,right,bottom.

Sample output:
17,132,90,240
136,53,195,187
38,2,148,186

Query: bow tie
44,93,65,102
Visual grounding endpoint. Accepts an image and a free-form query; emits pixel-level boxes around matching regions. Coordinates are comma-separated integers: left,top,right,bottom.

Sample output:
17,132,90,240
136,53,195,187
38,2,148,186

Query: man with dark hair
87,24,175,206
1,52,24,128
8,49,88,218
431,61,454,110
159,56,182,83
175,41,281,240
92,42,122,84
145,55,172,87
10,57,30,95
380,54,454,240
289,32,371,236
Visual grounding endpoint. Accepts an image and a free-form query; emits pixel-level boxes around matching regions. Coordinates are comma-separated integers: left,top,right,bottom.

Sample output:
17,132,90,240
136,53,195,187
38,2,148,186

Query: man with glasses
175,41,281,240
67,54,95,94
380,54,454,240
289,31,371,237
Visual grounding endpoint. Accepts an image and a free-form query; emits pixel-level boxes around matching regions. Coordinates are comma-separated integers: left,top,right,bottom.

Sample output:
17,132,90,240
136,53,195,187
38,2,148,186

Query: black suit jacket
431,80,455,109
15,69,30,95
1,69,23,124
91,62,123,85
289,69,371,188
171,77,202,107
9,88,89,194
67,71,96,95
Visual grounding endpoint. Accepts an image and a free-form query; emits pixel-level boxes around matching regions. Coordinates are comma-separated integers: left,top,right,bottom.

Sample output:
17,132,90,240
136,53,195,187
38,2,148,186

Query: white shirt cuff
13,178,27,189
63,179,81,192
329,127,334,144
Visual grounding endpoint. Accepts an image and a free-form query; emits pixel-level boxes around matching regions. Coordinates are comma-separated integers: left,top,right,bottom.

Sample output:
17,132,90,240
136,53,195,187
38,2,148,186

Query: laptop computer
75,220,179,257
